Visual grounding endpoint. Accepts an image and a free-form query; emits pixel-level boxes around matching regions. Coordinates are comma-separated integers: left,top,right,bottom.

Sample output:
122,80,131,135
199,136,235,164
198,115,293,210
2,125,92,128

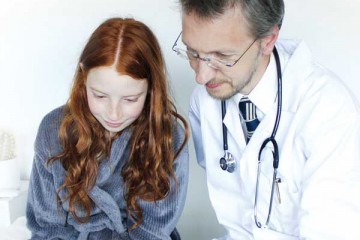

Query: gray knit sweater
26,106,189,240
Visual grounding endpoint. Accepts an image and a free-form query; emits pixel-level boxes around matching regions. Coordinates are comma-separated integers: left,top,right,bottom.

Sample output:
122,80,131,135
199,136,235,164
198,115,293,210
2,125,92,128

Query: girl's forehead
86,66,148,95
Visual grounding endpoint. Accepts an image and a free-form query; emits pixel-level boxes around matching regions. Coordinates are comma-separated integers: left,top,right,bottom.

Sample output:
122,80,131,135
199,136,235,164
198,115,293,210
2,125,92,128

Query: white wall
0,0,359,239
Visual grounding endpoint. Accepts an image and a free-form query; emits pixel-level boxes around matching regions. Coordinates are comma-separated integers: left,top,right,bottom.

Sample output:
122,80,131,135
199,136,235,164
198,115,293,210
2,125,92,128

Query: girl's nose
107,102,121,121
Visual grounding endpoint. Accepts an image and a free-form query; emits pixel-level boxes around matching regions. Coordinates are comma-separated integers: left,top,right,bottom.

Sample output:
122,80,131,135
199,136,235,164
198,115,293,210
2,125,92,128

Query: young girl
26,18,189,239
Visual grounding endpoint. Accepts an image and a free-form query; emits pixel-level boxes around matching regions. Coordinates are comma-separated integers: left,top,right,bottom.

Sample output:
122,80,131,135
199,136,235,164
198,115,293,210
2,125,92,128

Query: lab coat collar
222,40,314,149
276,40,314,112
249,53,278,119
227,49,278,123
249,40,314,114
223,54,278,150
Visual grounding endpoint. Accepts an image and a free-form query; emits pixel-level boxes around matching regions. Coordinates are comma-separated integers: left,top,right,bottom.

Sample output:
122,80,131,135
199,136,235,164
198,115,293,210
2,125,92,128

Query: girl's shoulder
40,105,67,129
34,105,67,159
171,116,188,153
171,116,186,139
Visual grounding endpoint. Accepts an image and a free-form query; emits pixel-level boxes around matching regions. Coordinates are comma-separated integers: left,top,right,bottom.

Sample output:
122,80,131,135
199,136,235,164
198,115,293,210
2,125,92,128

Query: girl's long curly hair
48,18,189,229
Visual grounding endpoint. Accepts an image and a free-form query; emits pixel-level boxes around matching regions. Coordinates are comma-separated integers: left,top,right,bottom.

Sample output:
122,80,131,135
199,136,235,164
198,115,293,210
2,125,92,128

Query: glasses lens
207,58,235,71
174,48,189,60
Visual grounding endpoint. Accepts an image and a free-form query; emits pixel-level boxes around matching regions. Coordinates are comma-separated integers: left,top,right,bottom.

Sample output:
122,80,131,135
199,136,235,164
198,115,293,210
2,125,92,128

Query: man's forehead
181,8,251,49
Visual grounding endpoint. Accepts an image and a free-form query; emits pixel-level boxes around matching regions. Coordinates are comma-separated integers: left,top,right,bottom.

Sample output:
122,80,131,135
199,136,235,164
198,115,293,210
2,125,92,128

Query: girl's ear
79,62,85,72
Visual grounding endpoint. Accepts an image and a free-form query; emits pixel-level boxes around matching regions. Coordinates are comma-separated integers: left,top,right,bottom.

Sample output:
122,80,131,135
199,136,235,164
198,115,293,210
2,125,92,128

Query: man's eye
186,48,198,56
185,51,199,61
215,53,232,60
190,51,199,57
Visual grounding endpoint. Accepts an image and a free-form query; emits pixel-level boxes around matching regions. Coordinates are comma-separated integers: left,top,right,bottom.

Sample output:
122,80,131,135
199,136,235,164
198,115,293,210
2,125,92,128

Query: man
172,0,360,239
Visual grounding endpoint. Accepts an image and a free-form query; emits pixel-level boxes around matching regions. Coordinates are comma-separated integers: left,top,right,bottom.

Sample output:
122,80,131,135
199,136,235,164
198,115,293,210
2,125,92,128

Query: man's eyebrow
181,39,237,55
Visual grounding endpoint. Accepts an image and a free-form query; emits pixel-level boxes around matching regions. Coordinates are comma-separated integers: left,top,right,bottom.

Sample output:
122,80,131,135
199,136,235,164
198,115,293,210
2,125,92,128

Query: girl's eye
93,93,106,99
124,98,138,102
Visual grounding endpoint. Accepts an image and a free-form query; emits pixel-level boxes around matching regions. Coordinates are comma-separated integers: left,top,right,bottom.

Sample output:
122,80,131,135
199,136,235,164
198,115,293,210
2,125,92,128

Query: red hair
48,18,188,229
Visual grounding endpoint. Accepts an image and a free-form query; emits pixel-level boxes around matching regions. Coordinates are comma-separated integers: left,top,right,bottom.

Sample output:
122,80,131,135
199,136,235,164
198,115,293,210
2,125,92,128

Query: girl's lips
105,121,121,128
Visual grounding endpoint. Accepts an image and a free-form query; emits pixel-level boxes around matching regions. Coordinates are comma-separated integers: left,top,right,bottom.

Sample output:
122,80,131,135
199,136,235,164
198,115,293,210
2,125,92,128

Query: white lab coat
189,40,360,240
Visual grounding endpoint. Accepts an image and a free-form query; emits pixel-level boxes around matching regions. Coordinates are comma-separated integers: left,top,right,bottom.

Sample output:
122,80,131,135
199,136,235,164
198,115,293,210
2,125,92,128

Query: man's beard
207,49,262,100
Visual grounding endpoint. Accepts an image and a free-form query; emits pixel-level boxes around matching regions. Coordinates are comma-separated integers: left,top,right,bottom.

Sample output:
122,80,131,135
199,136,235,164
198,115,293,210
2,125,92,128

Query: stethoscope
219,47,283,228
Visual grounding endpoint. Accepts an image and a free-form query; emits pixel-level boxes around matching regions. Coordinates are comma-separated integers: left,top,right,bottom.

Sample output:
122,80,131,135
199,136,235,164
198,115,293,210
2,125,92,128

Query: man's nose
194,59,217,85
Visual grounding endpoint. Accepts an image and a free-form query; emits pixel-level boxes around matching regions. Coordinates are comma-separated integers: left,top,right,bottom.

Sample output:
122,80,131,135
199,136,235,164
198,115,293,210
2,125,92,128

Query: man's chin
206,88,236,101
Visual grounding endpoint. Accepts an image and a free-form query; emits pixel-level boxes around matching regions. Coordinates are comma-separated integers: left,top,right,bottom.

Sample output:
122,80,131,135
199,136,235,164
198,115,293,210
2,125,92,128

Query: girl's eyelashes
93,93,107,99
124,98,138,102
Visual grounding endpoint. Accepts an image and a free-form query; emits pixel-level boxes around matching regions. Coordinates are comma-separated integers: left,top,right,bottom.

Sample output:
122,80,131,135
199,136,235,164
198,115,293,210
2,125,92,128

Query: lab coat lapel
240,109,277,194
222,98,276,192
222,99,246,151
276,40,313,113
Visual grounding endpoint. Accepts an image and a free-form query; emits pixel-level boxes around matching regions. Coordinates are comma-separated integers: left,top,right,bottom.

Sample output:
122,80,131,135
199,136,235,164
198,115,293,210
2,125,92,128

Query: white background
0,0,359,239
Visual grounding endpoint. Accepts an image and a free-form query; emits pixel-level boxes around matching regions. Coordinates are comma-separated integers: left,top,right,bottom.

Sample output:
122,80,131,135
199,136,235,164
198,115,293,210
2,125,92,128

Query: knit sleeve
124,121,189,240
26,108,78,240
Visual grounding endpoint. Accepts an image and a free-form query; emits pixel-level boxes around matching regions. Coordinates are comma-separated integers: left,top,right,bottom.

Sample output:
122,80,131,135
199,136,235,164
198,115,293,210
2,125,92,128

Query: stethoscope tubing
222,100,228,151
219,46,283,228
254,46,282,228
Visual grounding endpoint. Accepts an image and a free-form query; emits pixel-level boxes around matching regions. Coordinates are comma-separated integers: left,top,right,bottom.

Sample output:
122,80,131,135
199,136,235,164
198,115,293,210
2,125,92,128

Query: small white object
0,130,16,161
0,158,20,197
0,130,20,198
0,216,31,240
0,180,29,227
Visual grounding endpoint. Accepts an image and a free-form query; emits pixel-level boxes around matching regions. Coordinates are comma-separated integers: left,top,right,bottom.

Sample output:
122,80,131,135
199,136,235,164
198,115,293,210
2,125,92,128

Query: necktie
239,97,260,143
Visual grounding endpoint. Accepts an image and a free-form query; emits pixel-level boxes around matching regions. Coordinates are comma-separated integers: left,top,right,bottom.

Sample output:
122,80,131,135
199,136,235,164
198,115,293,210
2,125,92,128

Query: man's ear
261,25,279,55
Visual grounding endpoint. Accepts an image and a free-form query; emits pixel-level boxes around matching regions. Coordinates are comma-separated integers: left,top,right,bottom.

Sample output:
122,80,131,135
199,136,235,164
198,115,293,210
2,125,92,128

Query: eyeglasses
172,32,257,71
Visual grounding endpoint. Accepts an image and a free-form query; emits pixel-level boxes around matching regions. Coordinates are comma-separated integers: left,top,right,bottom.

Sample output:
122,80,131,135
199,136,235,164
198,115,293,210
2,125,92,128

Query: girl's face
86,66,148,136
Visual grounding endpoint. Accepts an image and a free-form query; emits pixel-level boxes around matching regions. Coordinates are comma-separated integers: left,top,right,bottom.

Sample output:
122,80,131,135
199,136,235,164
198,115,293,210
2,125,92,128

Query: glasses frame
172,32,258,69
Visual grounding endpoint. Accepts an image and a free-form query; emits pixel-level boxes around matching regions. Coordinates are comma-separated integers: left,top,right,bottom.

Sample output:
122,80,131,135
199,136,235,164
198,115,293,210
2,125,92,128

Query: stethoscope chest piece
219,151,236,173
